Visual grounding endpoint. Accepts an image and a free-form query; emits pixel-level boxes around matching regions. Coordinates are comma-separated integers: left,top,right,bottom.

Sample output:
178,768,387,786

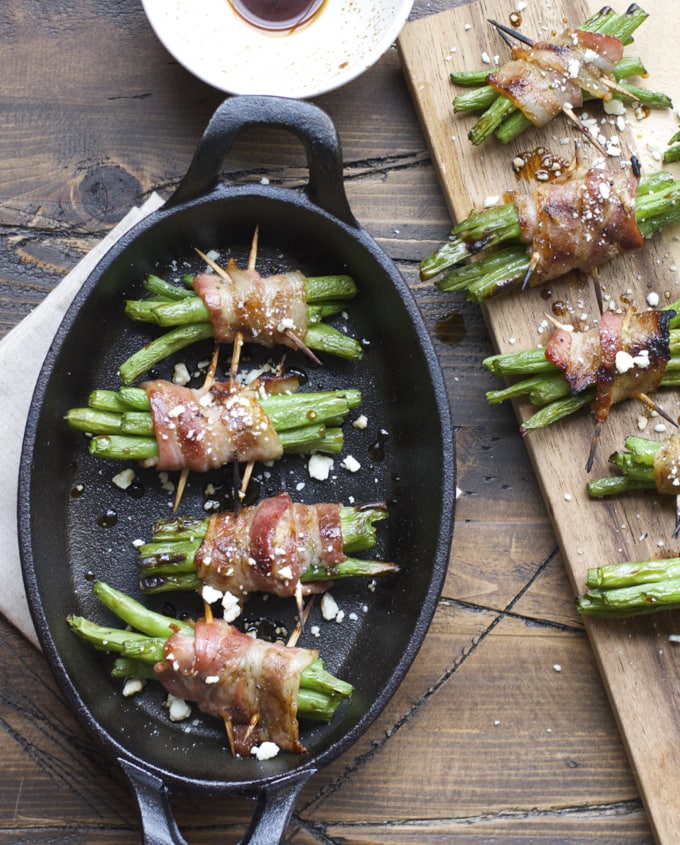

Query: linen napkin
0,194,165,649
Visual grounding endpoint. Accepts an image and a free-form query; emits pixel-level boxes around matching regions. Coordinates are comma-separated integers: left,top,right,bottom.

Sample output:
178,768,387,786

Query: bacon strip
653,433,680,496
515,166,644,285
545,308,673,431
145,378,283,472
194,492,346,601
487,28,624,127
155,618,317,755
193,266,308,349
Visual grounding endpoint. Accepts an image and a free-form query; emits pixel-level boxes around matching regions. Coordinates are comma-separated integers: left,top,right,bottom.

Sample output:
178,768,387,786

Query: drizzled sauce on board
229,0,325,32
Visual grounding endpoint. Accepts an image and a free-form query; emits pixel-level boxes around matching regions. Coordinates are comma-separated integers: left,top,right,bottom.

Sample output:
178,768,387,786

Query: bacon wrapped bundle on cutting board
419,162,680,303
155,617,317,755
487,28,624,128
545,308,674,469
483,304,679,469
587,432,680,536
515,166,643,285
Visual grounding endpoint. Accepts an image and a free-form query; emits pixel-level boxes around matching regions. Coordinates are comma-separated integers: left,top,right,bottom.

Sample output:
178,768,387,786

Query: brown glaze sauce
512,146,571,183
229,0,325,32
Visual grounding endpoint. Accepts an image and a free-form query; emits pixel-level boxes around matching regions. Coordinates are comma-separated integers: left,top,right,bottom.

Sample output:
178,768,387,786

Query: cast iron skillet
18,96,455,844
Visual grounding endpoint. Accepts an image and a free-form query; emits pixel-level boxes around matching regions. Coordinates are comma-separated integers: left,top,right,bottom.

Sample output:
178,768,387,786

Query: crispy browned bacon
145,377,283,472
487,28,624,127
515,165,644,285
545,308,674,468
195,492,346,602
193,265,308,349
155,618,317,755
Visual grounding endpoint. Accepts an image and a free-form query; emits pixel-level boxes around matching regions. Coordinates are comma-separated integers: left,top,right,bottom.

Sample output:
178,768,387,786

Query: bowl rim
141,0,415,98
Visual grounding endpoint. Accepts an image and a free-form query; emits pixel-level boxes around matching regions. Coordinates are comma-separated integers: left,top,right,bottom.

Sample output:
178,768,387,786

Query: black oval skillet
18,96,455,844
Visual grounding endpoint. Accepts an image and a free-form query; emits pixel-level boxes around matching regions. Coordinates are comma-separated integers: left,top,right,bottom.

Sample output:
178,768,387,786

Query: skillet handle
119,759,188,845
120,757,315,845
238,768,316,845
165,95,357,227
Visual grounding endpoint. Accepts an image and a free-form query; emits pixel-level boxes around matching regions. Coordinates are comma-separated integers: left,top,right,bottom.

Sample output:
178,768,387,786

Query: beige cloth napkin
0,194,165,649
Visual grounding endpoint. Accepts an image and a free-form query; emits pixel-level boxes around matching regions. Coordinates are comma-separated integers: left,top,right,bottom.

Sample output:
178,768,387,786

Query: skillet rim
18,177,456,795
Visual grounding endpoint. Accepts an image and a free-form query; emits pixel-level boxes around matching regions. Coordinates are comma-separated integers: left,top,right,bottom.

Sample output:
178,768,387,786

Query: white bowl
141,0,414,99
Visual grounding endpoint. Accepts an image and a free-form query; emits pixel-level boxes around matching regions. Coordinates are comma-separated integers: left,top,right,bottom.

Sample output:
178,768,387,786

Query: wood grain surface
0,0,675,841
399,1,680,842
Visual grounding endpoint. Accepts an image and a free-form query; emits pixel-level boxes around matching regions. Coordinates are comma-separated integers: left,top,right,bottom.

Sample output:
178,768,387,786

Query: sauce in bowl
229,0,325,32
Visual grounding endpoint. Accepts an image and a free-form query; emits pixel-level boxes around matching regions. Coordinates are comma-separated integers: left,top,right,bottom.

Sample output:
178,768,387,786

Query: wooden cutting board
399,2,680,842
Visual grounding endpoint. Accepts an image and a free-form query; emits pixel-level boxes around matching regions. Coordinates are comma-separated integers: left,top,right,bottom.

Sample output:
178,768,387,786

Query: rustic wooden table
0,0,663,842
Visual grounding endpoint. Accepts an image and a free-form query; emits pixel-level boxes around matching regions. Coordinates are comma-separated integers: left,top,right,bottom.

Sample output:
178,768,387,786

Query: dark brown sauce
513,146,570,183
229,0,324,32
435,311,467,346
242,616,288,642
96,508,118,529
369,428,390,463
126,479,145,499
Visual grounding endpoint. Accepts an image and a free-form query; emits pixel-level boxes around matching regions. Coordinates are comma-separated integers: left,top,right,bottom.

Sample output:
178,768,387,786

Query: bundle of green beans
419,169,680,299
664,130,680,165
451,5,671,148
587,435,665,498
65,384,361,463
482,299,680,433
68,581,352,722
137,504,397,595
120,271,363,385
577,556,680,617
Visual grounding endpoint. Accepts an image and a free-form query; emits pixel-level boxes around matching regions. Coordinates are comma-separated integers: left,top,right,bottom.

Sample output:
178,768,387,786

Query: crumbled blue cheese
159,472,175,494
222,591,241,621
308,453,334,480
352,414,368,430
200,583,220,605
613,347,650,373
112,468,136,490
173,362,192,386
604,98,626,116
341,455,361,473
251,741,280,760
122,677,146,697
633,350,650,369
165,694,191,722
320,592,339,621
647,291,660,308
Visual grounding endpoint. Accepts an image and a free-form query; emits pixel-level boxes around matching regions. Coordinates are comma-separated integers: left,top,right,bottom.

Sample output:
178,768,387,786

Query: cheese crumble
251,741,280,760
